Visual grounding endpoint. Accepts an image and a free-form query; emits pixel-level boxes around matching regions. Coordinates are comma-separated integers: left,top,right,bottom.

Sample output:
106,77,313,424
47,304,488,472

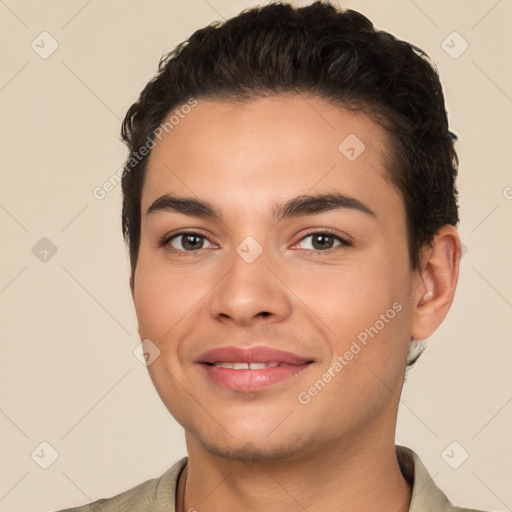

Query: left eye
295,233,346,251
168,233,215,251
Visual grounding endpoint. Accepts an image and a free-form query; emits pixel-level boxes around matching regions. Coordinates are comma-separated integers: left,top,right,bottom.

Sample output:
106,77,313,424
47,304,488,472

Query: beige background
0,0,511,511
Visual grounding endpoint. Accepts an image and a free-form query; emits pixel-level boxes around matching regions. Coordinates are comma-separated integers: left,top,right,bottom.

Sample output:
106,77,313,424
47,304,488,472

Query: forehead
141,95,402,222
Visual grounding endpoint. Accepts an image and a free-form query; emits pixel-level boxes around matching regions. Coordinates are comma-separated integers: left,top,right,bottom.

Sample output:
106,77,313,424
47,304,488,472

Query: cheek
290,258,398,332
134,278,199,340
132,248,204,339
294,252,412,374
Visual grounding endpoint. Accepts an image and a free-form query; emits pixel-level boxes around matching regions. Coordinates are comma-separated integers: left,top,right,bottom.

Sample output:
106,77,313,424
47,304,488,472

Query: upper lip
197,346,313,365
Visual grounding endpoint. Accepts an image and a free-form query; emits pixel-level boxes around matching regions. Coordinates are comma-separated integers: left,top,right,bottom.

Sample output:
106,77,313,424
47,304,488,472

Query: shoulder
54,457,187,512
396,445,490,512
452,509,491,512
445,505,489,512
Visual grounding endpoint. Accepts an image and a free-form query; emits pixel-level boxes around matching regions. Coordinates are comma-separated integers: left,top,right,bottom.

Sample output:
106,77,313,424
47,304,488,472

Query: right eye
165,232,216,251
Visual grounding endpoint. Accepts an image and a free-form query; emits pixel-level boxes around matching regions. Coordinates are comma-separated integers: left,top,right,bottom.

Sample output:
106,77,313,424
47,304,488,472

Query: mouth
196,346,315,392
206,361,301,369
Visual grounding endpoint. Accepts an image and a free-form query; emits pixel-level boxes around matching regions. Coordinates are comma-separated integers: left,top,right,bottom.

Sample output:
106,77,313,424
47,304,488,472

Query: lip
196,345,314,393
197,345,313,365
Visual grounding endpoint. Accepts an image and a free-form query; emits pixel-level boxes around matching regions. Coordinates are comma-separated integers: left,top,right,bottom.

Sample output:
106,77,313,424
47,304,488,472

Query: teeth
250,361,279,369
248,362,269,370
213,361,280,369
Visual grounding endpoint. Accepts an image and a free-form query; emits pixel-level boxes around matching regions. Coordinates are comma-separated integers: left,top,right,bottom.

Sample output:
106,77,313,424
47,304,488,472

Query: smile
210,361,297,369
200,361,313,392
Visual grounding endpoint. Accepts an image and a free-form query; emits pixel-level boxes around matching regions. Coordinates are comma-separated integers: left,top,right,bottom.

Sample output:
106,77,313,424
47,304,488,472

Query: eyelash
292,229,352,252
158,229,351,254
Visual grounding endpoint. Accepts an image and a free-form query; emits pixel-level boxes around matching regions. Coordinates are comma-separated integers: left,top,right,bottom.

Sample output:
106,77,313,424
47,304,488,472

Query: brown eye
168,233,213,251
296,232,348,251
311,234,335,250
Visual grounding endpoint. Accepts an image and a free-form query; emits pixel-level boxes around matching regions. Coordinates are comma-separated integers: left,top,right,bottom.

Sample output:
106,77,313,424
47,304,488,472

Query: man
58,2,487,511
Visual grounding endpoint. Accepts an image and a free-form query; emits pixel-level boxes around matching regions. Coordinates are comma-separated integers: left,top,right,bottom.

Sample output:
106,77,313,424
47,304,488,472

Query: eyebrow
146,192,376,221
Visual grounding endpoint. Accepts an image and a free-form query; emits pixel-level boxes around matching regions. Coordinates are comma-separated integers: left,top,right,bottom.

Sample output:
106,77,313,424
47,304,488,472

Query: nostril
259,311,271,317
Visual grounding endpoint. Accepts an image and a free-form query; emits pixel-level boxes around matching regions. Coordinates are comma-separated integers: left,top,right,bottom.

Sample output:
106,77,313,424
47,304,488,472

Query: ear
411,225,461,341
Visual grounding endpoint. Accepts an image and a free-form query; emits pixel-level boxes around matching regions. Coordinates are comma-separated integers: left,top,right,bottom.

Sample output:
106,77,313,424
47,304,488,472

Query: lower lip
199,363,312,392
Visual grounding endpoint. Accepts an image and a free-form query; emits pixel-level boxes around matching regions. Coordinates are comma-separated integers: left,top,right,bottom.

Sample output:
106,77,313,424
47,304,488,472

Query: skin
131,95,461,512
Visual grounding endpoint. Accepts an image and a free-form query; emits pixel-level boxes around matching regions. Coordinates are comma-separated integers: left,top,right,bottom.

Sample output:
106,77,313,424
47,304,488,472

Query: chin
187,419,319,464
198,436,302,463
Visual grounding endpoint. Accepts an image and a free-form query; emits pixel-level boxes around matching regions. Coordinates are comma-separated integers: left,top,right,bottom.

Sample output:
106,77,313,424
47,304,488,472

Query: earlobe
411,225,461,341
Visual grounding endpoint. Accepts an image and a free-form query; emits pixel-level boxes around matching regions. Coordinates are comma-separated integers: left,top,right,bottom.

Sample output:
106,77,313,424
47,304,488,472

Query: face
132,95,417,461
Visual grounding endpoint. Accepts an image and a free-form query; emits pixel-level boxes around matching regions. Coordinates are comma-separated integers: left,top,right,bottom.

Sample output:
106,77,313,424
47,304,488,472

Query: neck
178,427,411,512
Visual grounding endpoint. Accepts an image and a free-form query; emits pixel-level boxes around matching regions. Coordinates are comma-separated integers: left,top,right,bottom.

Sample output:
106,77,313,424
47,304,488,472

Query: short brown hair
121,2,458,369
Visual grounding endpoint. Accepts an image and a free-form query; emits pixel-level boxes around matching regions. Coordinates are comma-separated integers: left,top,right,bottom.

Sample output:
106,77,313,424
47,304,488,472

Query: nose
208,247,292,327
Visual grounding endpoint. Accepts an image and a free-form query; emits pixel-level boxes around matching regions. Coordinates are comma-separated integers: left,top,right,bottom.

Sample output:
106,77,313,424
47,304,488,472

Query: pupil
313,234,333,250
184,235,202,250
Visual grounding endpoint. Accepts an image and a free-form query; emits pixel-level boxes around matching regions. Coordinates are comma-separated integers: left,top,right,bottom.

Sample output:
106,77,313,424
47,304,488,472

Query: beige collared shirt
56,445,487,511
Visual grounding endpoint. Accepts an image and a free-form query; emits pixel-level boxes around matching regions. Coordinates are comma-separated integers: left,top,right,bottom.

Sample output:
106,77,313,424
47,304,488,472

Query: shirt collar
396,444,455,511
163,446,457,512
